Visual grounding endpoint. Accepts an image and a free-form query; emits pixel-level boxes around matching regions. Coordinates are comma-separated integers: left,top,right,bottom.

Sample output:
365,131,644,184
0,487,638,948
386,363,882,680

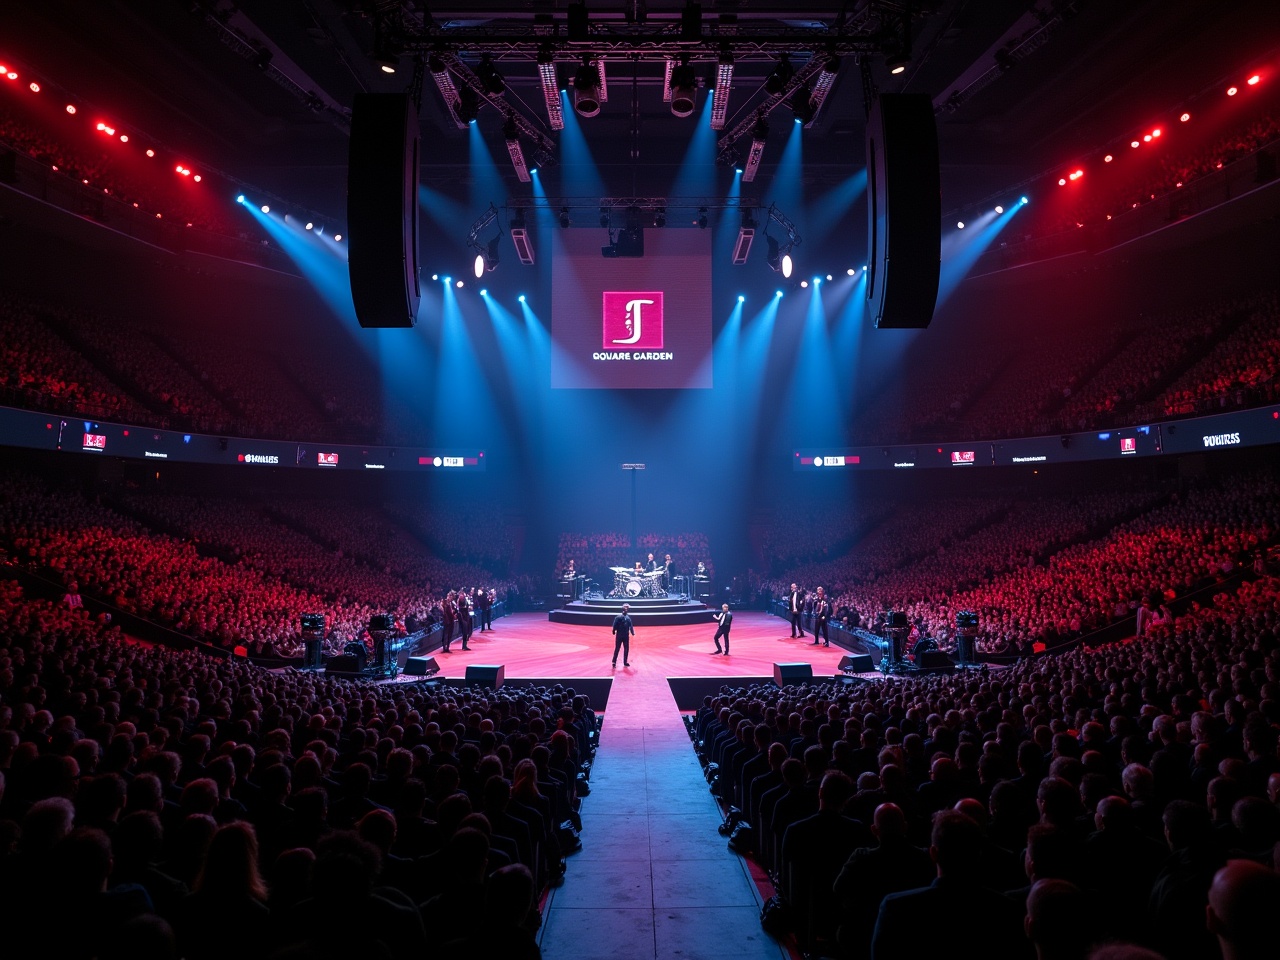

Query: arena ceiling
3,0,1279,213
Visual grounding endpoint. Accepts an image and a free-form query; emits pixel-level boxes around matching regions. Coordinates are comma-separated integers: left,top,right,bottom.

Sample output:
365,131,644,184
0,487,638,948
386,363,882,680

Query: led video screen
551,229,713,389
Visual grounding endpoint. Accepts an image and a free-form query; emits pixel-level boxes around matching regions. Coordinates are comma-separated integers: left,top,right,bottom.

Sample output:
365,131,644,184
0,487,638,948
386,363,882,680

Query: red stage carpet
430,611,852,728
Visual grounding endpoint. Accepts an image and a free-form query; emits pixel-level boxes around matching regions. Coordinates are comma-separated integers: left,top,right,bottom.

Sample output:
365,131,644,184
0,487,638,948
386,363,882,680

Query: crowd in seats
385,499,517,572
762,501,894,571
770,471,1277,654
54,307,236,433
0,474,510,658
1135,294,1280,421
556,531,713,580
0,577,598,959
0,298,149,423
692,567,1280,959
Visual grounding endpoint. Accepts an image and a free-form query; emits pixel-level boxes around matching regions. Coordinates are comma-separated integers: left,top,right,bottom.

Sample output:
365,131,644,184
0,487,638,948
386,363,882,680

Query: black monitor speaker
839,654,875,673
404,656,439,677
917,650,956,674
348,93,421,328
465,664,505,689
866,93,940,329
773,662,813,687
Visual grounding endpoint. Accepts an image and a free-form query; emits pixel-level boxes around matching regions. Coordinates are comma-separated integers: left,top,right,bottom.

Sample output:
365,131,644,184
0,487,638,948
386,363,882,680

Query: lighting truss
662,58,675,102
505,117,530,182
597,59,608,102
438,53,556,162
805,56,840,128
710,50,734,129
429,56,466,128
537,48,564,130
733,208,756,265
715,53,829,164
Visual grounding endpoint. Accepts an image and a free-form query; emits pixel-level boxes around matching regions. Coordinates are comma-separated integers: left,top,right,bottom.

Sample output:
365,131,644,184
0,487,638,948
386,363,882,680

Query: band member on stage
789,583,806,638
474,587,490,633
663,554,673,589
713,603,733,655
634,560,644,575
812,587,831,648
457,589,473,650
441,591,457,653
484,588,496,631
611,603,634,668
646,553,658,573
565,560,576,580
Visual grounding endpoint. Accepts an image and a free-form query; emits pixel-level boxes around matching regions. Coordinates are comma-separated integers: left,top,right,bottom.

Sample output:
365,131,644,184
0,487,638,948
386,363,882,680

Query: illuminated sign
82,433,106,451
1120,438,1137,455
363,463,385,470
238,453,279,464
603,291,664,350
442,456,464,467
144,451,168,459
1202,432,1241,447
1011,455,1048,463
317,452,339,466
950,451,975,466
893,462,915,468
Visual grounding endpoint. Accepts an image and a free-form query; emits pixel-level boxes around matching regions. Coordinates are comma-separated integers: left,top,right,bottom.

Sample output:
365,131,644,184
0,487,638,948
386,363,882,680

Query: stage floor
424,611,854,727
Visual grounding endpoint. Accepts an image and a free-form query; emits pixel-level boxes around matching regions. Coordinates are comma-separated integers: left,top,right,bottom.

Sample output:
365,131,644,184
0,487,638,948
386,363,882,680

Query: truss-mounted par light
537,46,564,130
743,115,768,182
710,48,733,129
670,57,697,118
573,58,603,117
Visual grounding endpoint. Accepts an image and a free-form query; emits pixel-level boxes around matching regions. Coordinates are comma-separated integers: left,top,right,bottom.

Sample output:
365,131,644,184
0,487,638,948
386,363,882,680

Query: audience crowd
0,576,595,958
694,566,1280,959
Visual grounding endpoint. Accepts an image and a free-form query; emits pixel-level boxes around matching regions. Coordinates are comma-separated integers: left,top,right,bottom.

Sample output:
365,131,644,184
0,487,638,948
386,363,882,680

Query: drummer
634,560,644,574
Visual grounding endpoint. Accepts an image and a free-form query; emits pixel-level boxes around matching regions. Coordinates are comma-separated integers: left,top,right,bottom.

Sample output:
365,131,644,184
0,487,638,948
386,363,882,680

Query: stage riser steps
549,595,716,626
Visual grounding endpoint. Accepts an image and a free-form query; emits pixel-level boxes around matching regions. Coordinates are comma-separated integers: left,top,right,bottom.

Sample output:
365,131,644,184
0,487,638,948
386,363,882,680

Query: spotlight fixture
738,295,745,303
710,47,734,130
305,222,314,230
333,234,341,241
800,280,808,288
1247,74,1260,86
790,83,815,124
537,47,564,130
474,254,485,279
476,55,505,95
573,58,602,117
887,55,908,75
957,221,964,229
236,195,245,204
669,56,697,118
846,268,855,276
1180,112,1191,122
457,86,480,124
764,55,793,96
806,55,841,126
743,115,768,183
518,294,526,302
994,205,1003,214
261,204,270,213
1227,86,1237,96
503,115,530,183
481,235,500,274
559,207,571,229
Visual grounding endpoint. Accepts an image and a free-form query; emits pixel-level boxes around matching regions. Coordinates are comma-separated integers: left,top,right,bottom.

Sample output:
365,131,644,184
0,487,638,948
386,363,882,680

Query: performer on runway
458,590,473,650
812,587,831,647
611,603,634,668
441,591,457,653
789,583,806,638
713,603,733,655
483,588,496,631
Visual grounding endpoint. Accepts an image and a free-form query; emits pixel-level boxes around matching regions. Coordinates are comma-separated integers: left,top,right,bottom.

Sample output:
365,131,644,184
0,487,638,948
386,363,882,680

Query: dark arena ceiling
3,1,1280,221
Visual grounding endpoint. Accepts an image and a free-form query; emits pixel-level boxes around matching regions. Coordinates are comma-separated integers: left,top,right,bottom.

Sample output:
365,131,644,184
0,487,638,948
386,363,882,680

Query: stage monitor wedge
773,662,813,687
865,93,940,329
348,93,421,328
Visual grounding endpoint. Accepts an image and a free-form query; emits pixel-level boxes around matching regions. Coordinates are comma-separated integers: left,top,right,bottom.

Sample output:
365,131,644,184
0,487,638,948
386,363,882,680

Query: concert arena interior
4,2,1280,958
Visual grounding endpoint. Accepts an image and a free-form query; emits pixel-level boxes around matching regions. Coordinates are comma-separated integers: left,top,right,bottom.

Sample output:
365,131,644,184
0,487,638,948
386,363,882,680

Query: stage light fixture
5,72,16,81
710,48,733,129
66,104,76,114
738,295,745,303
1131,140,1140,148
305,222,313,230
431,273,438,281
443,276,451,283
732,208,756,264
28,82,39,93
994,205,1004,214
518,294,526,302
457,86,480,124
559,207,571,228
456,280,463,288
120,135,128,143
1248,74,1260,85
765,54,794,96
743,115,768,182
790,83,815,124
193,175,201,182
775,290,783,297
1058,178,1066,186
1143,134,1151,142
1019,197,1028,205
260,204,270,213
957,221,964,229
1180,112,1191,122
670,57,697,117
430,55,466,128
697,207,708,229
333,234,341,241
1227,86,1237,96
1151,128,1161,137
847,268,855,276
510,212,535,265
573,58,603,117
800,280,808,288
476,55,505,95
146,149,155,157
503,116,530,183
537,47,564,130
474,254,485,279
1104,154,1113,162
887,55,908,75
480,289,487,296
826,274,833,281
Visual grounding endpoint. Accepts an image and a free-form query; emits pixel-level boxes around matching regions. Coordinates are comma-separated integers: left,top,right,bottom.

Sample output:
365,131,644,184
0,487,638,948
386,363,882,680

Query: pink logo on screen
603,291,663,349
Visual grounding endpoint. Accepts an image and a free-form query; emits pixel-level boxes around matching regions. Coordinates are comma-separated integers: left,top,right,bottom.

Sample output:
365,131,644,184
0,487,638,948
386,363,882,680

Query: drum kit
610,566,666,598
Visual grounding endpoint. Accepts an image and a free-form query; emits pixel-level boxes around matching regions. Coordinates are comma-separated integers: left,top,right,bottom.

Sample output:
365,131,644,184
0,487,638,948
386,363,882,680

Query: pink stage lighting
1131,140,1140,148
1227,86,1238,96
119,135,128,142
1248,75,1260,86
1104,154,1113,162
145,149,155,157
28,82,39,93
1151,128,1160,137
65,104,76,114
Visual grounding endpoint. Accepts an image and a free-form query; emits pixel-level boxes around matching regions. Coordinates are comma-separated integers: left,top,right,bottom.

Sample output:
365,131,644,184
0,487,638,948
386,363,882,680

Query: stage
409,611,861,722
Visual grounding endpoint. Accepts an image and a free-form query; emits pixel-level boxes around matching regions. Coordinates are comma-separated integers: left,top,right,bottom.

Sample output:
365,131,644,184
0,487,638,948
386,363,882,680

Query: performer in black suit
663,554,673,590
457,590,473,650
645,553,658,573
441,592,457,653
713,604,733,655
611,604,634,667
789,583,806,638
812,587,831,647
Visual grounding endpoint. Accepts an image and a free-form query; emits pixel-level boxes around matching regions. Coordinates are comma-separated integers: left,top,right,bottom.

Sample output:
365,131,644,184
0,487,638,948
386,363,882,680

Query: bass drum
625,578,643,597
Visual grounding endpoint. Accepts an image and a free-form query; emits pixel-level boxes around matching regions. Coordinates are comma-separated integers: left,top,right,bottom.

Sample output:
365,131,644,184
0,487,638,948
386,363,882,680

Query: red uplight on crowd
1180,112,1190,122
145,149,154,157
1143,134,1152,142
193,175,201,182
119,135,128,142
1058,178,1066,186
1131,140,1140,148
1104,154,1113,162
65,104,76,114
1227,86,1238,96
1247,75,1260,86
28,82,40,93
1069,169,1083,180
1151,128,1160,137
5,72,17,81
